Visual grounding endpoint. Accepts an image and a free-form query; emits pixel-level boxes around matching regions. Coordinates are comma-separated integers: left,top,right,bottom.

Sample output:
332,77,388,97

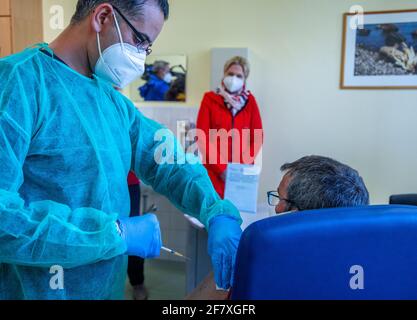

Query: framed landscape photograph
341,9,417,89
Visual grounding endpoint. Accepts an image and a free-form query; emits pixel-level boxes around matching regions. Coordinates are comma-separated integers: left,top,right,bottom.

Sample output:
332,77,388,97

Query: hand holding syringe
144,204,191,261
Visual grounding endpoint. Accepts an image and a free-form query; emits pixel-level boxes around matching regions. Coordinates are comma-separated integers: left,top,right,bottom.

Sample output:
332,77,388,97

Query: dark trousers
128,184,145,286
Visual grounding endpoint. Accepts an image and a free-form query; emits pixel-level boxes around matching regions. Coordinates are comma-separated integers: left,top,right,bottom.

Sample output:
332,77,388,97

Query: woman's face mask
163,72,173,84
94,12,147,89
223,75,244,94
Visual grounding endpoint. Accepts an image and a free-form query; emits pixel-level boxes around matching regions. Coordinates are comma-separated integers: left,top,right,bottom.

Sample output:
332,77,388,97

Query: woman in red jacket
197,56,264,199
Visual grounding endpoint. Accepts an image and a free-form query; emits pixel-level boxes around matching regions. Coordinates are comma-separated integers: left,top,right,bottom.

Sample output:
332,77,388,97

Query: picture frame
341,9,417,89
128,54,188,103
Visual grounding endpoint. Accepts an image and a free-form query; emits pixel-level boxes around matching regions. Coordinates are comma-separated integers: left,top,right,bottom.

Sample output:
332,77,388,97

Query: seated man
269,155,370,214
139,60,172,101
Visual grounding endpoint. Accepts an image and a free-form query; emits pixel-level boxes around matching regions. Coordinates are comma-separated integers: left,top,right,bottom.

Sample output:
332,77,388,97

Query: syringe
161,246,190,261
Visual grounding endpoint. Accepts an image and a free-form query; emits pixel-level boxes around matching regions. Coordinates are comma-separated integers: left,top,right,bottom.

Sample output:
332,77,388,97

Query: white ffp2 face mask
94,12,147,89
163,72,173,84
223,76,244,93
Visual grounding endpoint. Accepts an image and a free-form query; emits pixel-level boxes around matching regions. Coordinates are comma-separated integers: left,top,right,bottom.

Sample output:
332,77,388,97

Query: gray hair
71,0,169,24
281,155,370,211
153,60,170,73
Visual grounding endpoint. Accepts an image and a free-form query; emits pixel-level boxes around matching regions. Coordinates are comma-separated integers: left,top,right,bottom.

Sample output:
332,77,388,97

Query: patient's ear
287,204,299,213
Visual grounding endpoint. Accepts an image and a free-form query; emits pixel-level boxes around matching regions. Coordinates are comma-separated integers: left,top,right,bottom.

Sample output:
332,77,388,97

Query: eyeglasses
113,6,153,56
267,191,296,208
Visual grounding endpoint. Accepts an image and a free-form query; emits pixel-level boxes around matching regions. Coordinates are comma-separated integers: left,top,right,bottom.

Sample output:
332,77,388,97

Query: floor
125,259,187,300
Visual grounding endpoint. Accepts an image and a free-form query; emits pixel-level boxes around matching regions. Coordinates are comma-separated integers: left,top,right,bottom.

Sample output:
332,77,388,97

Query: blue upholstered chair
232,205,417,300
390,194,417,206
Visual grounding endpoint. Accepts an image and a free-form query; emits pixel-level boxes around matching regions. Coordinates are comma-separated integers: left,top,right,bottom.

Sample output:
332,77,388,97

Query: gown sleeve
0,65,127,269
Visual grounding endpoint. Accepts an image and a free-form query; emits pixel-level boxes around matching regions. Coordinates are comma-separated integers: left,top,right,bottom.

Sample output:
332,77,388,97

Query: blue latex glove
118,214,162,259
208,215,243,290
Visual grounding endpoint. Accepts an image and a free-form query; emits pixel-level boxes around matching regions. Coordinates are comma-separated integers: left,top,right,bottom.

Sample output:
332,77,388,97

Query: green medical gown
0,44,241,300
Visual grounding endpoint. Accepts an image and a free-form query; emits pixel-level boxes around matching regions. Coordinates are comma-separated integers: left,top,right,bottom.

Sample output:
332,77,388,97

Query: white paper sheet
224,163,261,214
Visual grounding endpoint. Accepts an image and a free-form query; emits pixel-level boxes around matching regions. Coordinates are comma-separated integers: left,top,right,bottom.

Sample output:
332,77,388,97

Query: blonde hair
224,56,250,79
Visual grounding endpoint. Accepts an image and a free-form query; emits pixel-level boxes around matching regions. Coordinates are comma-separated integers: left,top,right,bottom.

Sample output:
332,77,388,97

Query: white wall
42,0,417,205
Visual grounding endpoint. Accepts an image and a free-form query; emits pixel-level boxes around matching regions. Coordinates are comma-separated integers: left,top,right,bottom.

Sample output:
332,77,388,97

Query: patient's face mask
223,75,244,94
95,12,146,89
163,72,173,84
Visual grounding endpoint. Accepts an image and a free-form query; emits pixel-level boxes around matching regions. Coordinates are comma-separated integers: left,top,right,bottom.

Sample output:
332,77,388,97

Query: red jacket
197,91,264,198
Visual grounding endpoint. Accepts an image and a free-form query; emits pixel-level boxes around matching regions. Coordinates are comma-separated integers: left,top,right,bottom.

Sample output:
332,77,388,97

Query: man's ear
287,203,299,213
90,4,114,33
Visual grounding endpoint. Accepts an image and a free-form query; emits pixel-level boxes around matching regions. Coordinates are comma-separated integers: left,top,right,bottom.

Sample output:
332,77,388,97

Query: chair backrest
390,194,417,206
231,205,417,300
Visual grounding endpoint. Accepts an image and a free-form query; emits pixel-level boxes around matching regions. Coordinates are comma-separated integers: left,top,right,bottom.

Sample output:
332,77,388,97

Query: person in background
197,56,264,198
268,156,370,214
139,60,172,101
127,172,148,300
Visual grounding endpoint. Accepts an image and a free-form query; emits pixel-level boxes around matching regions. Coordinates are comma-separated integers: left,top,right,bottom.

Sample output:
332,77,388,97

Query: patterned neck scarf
216,84,250,117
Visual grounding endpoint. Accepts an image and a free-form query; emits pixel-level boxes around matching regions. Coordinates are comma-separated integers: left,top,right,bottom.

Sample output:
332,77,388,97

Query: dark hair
71,0,169,24
281,155,370,211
